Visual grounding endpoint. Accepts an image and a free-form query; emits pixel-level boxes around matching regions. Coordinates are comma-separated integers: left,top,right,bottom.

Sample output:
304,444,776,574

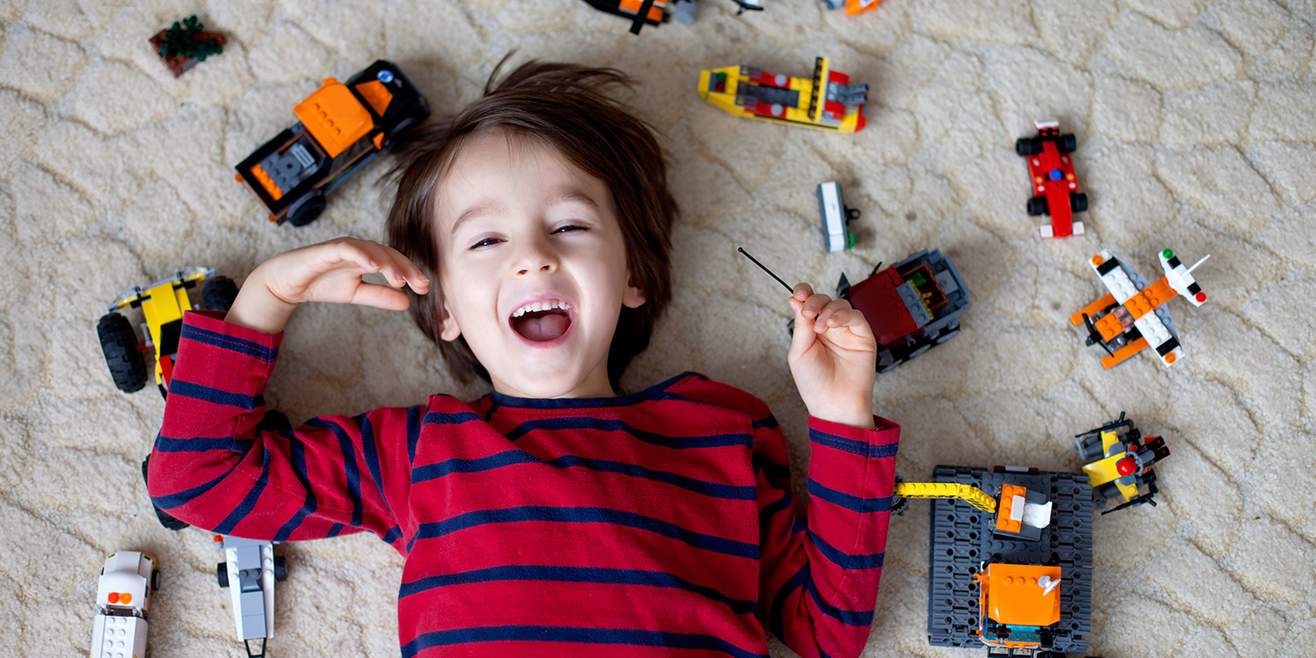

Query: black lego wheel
382,117,422,153
1027,196,1048,216
202,275,239,312
1070,192,1089,213
151,568,161,592
273,555,288,582
1015,137,1041,156
216,562,229,588
1058,133,1078,153
97,312,147,393
286,192,326,227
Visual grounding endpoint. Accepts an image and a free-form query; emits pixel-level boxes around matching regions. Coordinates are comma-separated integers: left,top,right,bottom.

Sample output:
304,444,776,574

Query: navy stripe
803,569,874,626
412,450,756,500
792,516,806,535
411,451,536,482
869,442,899,459
809,427,898,459
808,529,885,569
401,625,765,658
485,371,702,409
150,471,227,509
507,417,752,450
382,526,402,544
807,479,891,513
154,435,253,453
327,523,344,537
213,449,271,534
752,414,778,429
180,323,277,362
759,490,792,527
406,405,422,465
423,411,481,425
306,419,364,527
353,414,395,522
754,456,792,486
399,565,755,614
482,398,500,420
410,506,758,559
274,433,316,541
769,563,808,639
168,379,261,410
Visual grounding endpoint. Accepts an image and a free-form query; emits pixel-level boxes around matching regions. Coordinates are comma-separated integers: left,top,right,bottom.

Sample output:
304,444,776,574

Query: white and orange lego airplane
1070,248,1209,368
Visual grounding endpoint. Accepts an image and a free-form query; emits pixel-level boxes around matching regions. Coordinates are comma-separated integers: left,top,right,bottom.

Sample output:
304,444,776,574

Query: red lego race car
1016,120,1088,239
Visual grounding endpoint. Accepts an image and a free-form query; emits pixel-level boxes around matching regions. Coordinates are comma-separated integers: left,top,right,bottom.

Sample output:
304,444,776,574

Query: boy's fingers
353,243,411,289
379,265,406,289
380,245,430,285
839,309,875,338
789,297,816,354
374,246,431,293
394,256,431,293
349,283,412,311
814,298,852,330
328,238,379,272
791,282,813,302
802,293,831,318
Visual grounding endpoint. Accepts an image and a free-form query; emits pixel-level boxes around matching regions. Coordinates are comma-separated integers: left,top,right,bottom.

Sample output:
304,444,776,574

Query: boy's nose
513,237,560,277
516,262,556,276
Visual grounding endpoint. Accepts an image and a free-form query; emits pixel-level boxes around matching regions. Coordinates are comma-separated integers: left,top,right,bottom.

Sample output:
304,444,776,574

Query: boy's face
432,130,644,398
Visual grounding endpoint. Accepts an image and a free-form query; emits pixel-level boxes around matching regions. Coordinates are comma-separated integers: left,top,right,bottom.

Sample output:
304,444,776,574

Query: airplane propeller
1081,313,1115,357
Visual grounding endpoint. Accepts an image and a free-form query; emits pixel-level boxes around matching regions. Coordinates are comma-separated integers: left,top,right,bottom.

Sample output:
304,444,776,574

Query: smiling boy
148,61,900,658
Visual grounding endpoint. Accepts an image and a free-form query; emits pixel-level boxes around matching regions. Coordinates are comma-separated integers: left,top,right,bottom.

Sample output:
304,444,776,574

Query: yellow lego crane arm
895,482,997,513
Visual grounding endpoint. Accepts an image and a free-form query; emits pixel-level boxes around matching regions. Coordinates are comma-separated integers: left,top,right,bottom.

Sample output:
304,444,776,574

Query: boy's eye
469,237,502,250
553,224,588,234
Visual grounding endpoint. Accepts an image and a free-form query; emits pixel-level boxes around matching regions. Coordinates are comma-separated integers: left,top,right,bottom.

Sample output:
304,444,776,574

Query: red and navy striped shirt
148,311,901,658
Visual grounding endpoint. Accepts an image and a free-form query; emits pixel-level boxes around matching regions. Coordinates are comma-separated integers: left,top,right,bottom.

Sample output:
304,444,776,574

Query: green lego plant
157,15,222,61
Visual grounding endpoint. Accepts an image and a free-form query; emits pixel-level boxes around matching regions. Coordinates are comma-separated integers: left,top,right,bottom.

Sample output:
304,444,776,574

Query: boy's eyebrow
450,199,504,236
547,188,601,211
450,189,601,236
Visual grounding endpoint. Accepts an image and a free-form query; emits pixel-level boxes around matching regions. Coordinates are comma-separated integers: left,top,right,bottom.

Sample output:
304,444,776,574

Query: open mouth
509,299,574,344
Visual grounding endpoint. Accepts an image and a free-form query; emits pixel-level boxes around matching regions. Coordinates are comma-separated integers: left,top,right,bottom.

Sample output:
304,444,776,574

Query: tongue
515,312,571,342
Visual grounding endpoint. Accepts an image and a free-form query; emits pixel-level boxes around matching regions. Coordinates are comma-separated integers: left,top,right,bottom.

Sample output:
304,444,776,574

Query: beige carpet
1,1,1313,656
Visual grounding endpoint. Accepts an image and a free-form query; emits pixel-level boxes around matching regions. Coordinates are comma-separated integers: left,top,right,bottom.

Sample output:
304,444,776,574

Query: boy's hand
788,283,877,429
226,237,430,334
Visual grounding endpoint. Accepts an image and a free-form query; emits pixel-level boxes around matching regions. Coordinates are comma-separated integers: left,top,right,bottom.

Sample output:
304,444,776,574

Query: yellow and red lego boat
698,56,869,133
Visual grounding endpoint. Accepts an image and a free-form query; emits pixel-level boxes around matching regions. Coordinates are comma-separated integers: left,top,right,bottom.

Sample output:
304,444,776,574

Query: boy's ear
438,298,462,341
622,277,646,309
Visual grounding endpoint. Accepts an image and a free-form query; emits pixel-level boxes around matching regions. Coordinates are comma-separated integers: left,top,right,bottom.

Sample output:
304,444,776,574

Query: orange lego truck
235,60,429,227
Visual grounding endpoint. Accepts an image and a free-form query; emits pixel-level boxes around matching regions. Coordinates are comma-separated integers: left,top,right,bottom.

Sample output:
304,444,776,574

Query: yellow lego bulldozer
96,267,236,397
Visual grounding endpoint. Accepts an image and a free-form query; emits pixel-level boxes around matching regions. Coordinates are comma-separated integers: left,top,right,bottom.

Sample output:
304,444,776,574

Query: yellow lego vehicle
1074,412,1170,514
96,267,237,397
698,56,869,132
235,60,429,227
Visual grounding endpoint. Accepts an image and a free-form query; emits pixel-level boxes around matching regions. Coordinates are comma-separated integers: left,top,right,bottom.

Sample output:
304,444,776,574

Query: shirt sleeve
754,412,900,658
145,311,420,552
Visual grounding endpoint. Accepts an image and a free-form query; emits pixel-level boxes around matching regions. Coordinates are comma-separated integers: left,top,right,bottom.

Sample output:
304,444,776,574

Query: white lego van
91,551,158,658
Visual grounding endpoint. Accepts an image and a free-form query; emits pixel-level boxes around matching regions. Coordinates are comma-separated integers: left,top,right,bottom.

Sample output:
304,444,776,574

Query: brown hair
384,58,677,390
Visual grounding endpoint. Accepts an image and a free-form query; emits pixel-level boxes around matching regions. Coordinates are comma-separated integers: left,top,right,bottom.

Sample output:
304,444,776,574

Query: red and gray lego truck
836,249,970,372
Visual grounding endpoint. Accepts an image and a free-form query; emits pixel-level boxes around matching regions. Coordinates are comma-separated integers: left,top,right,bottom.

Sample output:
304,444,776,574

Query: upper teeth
512,300,572,318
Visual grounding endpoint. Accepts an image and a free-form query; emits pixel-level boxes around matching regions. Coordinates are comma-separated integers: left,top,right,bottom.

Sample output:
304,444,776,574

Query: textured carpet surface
1,1,1313,656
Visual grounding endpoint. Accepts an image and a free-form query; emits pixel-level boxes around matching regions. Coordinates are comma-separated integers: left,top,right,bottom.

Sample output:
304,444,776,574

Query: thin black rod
737,247,794,293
